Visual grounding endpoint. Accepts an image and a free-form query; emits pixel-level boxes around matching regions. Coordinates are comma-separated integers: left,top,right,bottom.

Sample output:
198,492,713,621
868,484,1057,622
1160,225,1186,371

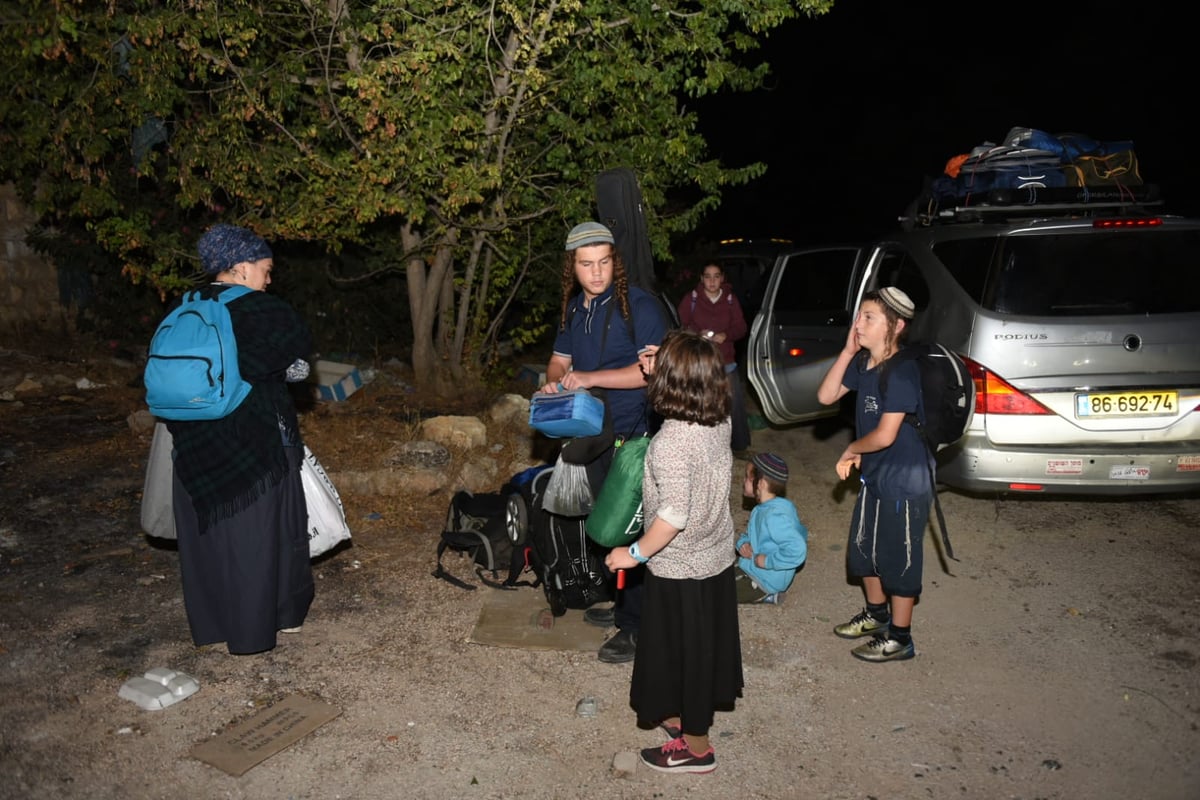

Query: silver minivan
746,199,1200,495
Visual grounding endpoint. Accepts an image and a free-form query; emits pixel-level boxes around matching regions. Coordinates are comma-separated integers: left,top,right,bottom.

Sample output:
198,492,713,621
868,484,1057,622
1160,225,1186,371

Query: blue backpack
144,285,254,420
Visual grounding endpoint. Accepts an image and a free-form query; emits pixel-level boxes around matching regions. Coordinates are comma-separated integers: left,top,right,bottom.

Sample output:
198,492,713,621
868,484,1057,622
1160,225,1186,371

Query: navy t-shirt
551,285,666,436
843,351,932,500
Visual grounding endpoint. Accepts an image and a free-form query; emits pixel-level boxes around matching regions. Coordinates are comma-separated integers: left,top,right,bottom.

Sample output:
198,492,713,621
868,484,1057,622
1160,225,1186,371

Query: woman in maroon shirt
677,263,750,452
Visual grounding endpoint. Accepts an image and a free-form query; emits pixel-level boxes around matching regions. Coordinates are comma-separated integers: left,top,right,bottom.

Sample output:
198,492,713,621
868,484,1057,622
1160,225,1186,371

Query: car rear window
935,228,1200,316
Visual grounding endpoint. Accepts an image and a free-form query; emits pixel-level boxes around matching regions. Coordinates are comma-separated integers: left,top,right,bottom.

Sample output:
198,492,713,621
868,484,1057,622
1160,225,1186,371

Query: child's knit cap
752,452,789,484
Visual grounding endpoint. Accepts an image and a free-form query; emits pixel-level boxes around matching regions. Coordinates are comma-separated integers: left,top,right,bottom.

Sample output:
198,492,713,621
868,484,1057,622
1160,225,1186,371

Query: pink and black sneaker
640,736,716,774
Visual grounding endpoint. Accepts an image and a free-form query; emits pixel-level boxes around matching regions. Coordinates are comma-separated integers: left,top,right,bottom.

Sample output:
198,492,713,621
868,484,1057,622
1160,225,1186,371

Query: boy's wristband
628,541,649,564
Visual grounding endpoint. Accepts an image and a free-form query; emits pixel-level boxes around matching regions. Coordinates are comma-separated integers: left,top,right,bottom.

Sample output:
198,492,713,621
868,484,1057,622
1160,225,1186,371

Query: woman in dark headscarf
166,223,314,655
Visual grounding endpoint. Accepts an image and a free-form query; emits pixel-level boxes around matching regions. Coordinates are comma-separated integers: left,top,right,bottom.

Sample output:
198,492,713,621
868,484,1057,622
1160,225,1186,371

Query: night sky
697,0,1190,243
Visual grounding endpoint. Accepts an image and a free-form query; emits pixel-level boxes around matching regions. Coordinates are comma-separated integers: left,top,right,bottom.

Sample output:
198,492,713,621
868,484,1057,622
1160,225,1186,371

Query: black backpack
880,342,974,452
508,467,611,617
878,342,974,560
433,489,536,591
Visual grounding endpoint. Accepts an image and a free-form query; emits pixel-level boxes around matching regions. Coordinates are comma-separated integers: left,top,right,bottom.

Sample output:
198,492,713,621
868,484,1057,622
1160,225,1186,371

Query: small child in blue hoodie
734,453,808,605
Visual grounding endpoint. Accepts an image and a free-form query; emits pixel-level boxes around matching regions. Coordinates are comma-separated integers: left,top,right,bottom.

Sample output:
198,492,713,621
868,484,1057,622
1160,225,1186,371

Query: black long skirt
173,446,313,654
630,563,744,736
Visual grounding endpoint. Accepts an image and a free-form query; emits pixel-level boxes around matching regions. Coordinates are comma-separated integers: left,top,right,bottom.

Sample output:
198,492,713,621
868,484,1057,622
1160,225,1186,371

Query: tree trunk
405,225,459,391
452,228,488,380
438,262,457,382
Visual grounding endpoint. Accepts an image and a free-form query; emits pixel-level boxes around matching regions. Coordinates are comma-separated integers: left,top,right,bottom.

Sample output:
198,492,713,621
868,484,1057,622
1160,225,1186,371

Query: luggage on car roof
925,127,1149,214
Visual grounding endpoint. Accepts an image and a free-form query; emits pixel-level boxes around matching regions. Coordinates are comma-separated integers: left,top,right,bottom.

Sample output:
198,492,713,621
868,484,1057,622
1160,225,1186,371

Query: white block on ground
118,667,200,710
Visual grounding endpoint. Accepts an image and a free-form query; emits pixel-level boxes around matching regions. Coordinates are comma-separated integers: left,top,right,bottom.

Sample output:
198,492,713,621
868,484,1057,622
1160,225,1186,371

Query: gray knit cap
565,221,615,251
197,224,273,276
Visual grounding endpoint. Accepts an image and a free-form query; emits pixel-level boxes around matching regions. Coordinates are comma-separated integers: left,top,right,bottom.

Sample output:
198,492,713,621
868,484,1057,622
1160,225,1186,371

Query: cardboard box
313,360,362,402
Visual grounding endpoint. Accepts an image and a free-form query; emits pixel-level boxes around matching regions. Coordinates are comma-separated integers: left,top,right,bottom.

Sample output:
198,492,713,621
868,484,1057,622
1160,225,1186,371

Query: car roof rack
901,184,1165,228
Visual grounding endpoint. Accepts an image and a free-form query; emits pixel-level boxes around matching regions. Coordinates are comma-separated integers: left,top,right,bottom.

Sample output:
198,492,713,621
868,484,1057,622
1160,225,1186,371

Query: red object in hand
616,569,626,590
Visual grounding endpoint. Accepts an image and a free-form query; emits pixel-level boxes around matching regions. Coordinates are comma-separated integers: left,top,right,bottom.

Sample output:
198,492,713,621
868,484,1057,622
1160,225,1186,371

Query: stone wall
0,183,67,338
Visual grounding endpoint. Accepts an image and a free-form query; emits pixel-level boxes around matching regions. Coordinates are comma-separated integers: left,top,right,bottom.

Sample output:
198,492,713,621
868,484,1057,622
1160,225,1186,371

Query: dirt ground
1,338,1198,800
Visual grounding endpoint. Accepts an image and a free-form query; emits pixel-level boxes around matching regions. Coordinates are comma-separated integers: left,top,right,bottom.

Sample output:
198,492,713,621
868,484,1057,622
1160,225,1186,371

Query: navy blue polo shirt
551,285,666,436
843,351,933,500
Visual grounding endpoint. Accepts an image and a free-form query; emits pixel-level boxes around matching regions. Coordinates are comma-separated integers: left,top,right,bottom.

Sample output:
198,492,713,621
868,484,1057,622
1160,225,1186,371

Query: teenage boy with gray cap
538,221,668,662
734,452,808,605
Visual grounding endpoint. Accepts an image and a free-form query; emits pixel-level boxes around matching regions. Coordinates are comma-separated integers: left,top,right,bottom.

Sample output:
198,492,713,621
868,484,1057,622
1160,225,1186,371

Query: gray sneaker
834,608,890,639
851,634,915,662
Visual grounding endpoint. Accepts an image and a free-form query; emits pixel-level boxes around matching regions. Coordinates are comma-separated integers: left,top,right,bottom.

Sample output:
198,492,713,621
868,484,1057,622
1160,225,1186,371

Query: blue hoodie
735,496,808,594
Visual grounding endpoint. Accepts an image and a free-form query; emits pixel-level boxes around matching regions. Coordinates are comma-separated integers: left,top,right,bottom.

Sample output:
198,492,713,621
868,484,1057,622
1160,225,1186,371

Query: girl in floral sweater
606,330,744,775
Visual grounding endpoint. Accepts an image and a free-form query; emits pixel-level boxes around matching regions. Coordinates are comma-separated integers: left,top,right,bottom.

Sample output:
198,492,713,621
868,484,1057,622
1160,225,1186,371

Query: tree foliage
1,0,832,389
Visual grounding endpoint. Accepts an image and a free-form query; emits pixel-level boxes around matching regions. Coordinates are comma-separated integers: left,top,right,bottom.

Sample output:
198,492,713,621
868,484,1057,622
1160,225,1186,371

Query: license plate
1075,390,1178,418
1109,465,1150,480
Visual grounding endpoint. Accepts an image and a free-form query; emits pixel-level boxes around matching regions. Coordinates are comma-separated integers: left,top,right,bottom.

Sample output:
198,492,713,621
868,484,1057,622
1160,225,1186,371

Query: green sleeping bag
585,435,649,547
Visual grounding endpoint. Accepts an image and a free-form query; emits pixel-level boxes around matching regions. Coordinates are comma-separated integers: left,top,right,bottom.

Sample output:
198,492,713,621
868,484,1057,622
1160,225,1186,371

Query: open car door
746,246,869,425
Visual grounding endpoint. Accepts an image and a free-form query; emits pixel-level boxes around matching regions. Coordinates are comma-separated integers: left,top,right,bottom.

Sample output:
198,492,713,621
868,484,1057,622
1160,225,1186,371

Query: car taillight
962,357,1053,416
1092,217,1162,229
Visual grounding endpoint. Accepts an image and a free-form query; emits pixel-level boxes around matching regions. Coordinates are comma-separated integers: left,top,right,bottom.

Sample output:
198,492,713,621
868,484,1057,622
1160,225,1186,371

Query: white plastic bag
302,445,352,558
141,422,177,540
139,427,350,558
540,454,594,517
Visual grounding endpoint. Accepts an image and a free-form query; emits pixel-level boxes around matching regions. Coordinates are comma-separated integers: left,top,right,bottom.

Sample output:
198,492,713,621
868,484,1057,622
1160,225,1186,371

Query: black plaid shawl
166,285,313,532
